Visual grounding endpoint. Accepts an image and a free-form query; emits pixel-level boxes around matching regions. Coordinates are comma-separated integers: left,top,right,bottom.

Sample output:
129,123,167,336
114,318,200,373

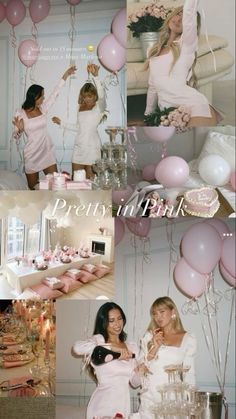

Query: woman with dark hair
72,302,142,419
12,66,76,189
52,63,107,180
145,0,220,127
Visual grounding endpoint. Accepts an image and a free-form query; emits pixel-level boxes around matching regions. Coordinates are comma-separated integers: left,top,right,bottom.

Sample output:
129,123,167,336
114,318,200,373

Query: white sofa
127,1,234,103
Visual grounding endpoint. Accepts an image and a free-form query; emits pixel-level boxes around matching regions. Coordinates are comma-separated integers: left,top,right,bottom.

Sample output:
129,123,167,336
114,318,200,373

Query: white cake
73,169,86,181
51,173,67,190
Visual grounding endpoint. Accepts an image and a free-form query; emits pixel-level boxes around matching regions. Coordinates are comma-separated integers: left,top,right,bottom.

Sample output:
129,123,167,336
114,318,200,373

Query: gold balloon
87,45,94,52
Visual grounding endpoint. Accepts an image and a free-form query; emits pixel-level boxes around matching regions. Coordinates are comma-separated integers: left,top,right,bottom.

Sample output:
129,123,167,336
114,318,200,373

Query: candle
45,321,50,362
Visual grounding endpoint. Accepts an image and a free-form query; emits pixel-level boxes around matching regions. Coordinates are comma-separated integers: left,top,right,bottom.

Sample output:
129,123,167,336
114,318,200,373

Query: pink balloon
181,222,222,274
115,217,125,246
143,127,175,143
6,0,26,26
18,39,39,67
0,3,6,22
67,0,81,4
97,33,126,73
221,232,235,278
219,260,235,288
204,218,230,240
126,218,151,238
29,0,50,24
112,7,126,48
112,185,133,206
142,164,156,181
174,257,207,298
230,171,236,191
155,156,189,188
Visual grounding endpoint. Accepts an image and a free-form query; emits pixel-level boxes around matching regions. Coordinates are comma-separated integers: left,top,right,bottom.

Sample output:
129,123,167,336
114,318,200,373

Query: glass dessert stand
151,365,205,419
92,127,127,190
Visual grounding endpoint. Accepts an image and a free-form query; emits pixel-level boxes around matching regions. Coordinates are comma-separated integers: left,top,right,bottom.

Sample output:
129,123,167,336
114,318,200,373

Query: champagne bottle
91,345,135,365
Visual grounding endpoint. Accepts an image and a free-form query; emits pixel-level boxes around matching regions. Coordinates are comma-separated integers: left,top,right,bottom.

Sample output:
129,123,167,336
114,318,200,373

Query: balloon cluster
0,0,50,27
174,219,235,298
115,217,151,246
97,7,126,73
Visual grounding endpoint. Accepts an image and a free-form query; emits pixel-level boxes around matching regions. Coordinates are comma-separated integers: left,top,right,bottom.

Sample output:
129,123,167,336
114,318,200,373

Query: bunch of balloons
1,0,50,27
115,217,151,246
97,7,126,73
174,219,235,298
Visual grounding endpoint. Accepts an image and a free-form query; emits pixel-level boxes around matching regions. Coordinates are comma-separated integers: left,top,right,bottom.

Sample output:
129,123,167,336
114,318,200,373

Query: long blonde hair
147,296,185,333
145,7,201,87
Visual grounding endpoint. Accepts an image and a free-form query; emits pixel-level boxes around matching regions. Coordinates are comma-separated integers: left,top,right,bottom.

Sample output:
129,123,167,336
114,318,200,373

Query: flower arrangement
128,3,171,38
144,105,191,133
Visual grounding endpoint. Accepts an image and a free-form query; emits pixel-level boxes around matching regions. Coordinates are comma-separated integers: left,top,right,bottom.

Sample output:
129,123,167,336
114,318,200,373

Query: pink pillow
29,283,63,299
58,274,83,294
42,277,64,290
65,269,82,280
78,271,97,283
81,263,97,273
94,264,111,279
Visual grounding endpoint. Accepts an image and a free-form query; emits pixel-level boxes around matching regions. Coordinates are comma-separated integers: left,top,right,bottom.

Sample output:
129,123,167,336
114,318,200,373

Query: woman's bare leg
43,164,57,175
25,172,39,190
188,107,217,127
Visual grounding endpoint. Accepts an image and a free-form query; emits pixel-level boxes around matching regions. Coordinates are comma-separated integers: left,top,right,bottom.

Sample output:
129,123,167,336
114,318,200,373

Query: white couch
127,1,234,103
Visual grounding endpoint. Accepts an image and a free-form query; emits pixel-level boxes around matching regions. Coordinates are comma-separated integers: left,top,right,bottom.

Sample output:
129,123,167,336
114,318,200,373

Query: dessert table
5,254,101,295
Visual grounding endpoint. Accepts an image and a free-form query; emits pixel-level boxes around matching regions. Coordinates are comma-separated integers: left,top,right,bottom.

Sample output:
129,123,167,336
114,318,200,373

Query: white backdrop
0,0,125,174
56,218,235,417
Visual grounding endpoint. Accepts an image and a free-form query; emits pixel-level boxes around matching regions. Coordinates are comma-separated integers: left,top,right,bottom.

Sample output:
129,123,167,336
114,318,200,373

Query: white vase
140,31,160,60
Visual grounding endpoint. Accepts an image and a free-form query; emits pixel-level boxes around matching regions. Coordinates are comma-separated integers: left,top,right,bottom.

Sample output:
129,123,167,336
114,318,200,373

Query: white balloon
199,154,231,186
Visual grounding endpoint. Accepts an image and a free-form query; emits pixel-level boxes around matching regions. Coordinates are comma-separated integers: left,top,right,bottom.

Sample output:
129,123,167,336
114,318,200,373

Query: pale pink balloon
126,218,151,238
142,164,156,181
155,156,189,188
115,217,125,246
143,127,175,143
29,0,50,24
174,257,207,298
230,171,236,191
219,260,235,288
221,232,235,278
111,7,126,48
97,33,126,73
112,185,133,206
67,0,81,4
204,218,230,240
181,222,222,274
6,0,26,26
0,2,6,22
18,39,39,67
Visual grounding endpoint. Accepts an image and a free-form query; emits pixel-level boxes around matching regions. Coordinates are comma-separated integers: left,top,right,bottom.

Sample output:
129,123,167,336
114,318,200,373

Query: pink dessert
183,187,220,217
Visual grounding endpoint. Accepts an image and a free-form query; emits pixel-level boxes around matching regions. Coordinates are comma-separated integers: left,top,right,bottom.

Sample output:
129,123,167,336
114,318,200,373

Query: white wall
0,0,125,173
56,218,235,416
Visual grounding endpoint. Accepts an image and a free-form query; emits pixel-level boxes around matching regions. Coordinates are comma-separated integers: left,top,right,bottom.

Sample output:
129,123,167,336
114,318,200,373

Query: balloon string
133,235,138,340
211,274,223,383
196,299,222,391
31,23,38,41
223,396,229,419
114,70,126,120
222,290,235,390
165,220,178,296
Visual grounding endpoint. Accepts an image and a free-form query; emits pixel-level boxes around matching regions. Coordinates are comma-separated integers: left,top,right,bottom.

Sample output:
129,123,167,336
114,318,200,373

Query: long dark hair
22,85,44,110
93,302,127,342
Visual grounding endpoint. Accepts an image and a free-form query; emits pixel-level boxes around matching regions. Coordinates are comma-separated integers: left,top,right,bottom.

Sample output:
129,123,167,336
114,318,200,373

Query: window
7,216,42,261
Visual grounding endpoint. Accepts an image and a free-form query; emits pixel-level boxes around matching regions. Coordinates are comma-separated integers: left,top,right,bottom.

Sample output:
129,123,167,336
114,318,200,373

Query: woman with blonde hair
145,0,220,127
139,296,197,416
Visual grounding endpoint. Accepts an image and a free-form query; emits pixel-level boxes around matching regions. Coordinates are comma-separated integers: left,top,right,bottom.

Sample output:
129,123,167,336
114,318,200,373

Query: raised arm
40,66,76,114
182,0,199,54
12,110,24,139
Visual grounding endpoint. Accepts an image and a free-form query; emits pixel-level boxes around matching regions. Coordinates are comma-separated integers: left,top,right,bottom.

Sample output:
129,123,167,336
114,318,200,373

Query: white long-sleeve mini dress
14,79,65,174
145,0,213,118
61,77,106,165
139,332,197,417
73,334,140,419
